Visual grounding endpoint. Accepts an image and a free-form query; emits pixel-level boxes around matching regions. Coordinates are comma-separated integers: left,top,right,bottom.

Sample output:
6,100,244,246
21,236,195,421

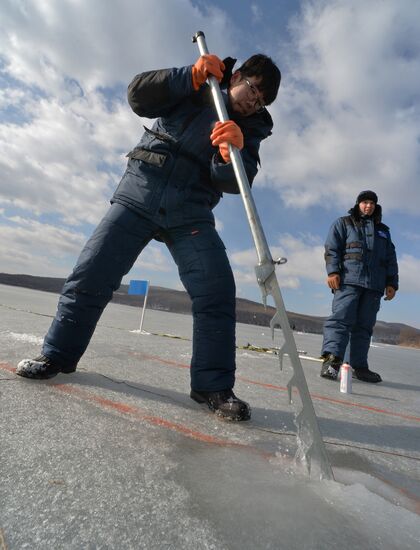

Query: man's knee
192,288,236,322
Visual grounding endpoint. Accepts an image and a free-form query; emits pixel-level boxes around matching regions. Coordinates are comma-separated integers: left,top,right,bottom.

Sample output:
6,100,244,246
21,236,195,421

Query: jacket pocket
126,147,167,167
189,229,232,280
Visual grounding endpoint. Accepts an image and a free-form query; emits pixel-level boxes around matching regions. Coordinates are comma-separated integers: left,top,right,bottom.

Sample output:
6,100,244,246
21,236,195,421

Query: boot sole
353,376,382,383
16,367,76,380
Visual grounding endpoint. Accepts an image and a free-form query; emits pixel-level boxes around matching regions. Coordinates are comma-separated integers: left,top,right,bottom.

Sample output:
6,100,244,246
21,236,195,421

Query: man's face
228,72,265,117
359,200,376,216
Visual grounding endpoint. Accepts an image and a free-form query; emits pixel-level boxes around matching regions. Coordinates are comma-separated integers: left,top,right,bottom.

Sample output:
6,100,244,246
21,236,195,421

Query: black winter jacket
112,63,273,227
324,205,399,292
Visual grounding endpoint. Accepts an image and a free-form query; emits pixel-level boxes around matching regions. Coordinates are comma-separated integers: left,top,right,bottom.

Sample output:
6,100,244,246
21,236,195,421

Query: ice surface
1,284,419,549
176,444,420,549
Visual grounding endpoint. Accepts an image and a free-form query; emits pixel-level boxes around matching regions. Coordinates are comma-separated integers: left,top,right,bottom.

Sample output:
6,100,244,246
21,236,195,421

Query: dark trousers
43,203,236,391
322,284,382,368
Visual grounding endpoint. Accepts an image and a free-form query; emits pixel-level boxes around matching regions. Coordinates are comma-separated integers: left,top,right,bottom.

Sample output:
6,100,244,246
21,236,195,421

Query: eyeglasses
243,78,265,113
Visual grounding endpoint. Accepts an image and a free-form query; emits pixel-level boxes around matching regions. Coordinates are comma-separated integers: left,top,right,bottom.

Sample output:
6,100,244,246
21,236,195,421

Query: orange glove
210,120,244,163
192,54,225,91
327,273,340,290
384,286,396,301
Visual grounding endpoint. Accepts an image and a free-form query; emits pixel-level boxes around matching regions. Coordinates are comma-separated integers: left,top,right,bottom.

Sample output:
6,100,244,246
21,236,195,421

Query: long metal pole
192,31,333,479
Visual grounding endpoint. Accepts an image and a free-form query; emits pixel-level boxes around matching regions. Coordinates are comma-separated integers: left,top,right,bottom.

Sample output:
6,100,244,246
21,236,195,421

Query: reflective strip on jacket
324,214,399,292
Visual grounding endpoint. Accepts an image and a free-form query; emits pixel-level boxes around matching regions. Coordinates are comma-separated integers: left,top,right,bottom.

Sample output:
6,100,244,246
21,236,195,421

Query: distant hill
1,272,419,348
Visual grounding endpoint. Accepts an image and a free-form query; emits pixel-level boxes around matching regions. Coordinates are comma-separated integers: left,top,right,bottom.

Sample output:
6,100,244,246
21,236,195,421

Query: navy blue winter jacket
324,205,399,292
112,62,273,228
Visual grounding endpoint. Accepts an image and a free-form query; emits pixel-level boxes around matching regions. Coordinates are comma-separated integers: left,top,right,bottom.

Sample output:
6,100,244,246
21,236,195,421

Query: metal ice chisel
192,30,333,480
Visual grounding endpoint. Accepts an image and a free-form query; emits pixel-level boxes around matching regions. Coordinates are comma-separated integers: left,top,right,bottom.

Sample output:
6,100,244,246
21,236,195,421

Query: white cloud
251,4,263,23
131,244,174,274
214,216,224,232
0,91,136,226
401,231,420,242
0,0,238,281
231,232,325,290
0,216,86,276
0,0,419,323
0,0,236,227
0,0,234,93
398,254,420,293
0,213,176,281
262,0,420,214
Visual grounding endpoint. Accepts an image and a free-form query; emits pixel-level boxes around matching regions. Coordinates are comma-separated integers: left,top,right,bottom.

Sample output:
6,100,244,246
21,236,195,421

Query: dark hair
237,54,281,105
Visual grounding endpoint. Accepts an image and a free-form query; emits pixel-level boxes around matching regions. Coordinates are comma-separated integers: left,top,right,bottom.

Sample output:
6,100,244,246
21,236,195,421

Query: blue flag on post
128,280,149,296
128,280,150,332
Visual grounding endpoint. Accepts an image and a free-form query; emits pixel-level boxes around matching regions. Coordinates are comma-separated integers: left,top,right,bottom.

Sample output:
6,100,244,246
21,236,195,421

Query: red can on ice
340,363,352,394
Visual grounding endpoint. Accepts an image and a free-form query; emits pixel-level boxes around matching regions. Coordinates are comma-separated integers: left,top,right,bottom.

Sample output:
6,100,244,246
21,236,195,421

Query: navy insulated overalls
42,62,273,391
322,211,398,367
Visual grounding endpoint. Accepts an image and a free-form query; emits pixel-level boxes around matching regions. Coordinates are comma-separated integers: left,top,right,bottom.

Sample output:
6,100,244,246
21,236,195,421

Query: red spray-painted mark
1,361,419,513
52,382,253,449
4,358,419,423
0,363,15,374
128,353,420,423
238,376,420,423
0,362,259,452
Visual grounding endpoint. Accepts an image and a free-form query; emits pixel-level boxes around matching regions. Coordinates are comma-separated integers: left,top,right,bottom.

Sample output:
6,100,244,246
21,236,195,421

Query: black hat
357,190,378,204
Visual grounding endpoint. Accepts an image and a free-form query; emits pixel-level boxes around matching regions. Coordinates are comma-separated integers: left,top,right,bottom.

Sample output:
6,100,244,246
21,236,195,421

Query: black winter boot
16,355,76,380
320,353,342,380
353,368,382,383
190,389,251,421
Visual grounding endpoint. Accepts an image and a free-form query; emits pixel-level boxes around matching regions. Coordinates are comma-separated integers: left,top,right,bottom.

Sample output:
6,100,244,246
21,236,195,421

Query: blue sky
1,0,420,328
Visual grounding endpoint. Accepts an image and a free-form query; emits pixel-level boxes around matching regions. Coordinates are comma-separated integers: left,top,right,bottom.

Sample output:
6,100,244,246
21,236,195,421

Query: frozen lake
1,284,419,549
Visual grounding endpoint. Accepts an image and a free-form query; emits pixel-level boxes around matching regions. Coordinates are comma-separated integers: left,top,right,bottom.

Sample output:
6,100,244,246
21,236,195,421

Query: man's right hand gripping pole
210,121,244,163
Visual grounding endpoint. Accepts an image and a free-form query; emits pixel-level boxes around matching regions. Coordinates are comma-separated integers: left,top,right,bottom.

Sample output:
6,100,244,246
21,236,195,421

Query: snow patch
312,475,420,545
5,331,43,345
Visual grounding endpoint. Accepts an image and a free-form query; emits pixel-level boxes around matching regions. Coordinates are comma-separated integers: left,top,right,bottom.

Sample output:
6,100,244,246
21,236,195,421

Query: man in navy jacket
16,53,281,420
321,190,399,383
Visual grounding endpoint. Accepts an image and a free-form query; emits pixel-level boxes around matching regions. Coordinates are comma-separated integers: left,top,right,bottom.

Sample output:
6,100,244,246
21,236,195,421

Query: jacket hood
231,105,273,139
348,203,383,224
